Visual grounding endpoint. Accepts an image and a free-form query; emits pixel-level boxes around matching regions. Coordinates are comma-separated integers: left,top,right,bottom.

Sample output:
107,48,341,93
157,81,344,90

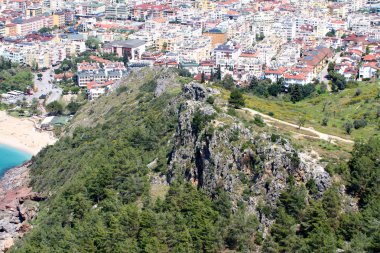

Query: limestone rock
167,82,332,233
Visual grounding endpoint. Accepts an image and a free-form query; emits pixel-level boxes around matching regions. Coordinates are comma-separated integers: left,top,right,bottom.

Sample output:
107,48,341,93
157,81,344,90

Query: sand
0,111,56,155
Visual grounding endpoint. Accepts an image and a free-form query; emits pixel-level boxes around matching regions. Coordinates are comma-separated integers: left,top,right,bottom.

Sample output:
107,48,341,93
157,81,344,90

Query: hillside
9,68,380,253
237,81,380,140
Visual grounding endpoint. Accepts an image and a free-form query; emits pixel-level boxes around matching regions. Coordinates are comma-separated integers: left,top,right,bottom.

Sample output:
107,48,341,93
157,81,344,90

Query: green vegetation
242,81,380,139
0,67,34,93
12,73,260,253
264,137,380,252
229,89,245,108
85,36,101,50
0,61,34,93
8,71,380,252
46,101,64,115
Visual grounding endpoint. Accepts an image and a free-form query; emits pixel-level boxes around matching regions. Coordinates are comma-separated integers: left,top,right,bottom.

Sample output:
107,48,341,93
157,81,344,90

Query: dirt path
242,108,354,144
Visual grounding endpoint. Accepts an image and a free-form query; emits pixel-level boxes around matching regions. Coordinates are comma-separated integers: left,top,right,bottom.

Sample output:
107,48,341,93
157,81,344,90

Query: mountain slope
10,68,380,253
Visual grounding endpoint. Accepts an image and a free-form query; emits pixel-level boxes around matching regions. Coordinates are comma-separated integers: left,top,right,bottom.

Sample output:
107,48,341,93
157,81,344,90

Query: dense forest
10,69,380,252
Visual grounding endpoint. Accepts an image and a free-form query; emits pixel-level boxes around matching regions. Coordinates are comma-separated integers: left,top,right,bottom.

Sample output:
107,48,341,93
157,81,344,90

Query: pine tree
123,52,129,67
229,89,245,108
216,66,221,80
290,84,302,103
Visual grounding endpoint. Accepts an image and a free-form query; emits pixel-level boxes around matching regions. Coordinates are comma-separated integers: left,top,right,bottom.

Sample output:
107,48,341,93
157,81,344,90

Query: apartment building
105,4,130,20
77,2,106,16
12,16,52,36
179,36,211,63
203,28,227,47
26,5,42,17
213,40,241,69
236,51,263,78
77,61,127,87
103,39,146,60
131,4,170,21
52,12,65,28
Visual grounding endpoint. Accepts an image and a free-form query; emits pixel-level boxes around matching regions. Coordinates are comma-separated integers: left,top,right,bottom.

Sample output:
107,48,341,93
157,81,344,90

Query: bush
268,112,274,116
46,101,63,115
343,121,353,134
177,68,192,77
270,133,280,142
353,118,367,129
229,89,245,108
306,179,318,195
253,114,265,127
221,74,235,90
66,101,81,115
206,96,215,105
268,83,282,97
354,88,362,97
192,109,215,135
322,117,329,126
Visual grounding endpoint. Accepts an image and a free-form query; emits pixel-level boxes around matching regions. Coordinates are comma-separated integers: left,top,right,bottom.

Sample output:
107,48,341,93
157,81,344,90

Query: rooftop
108,39,146,48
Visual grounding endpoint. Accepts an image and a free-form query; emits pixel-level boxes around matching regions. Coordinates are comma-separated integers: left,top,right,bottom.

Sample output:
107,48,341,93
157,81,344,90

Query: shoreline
0,138,35,156
0,110,54,252
0,111,57,156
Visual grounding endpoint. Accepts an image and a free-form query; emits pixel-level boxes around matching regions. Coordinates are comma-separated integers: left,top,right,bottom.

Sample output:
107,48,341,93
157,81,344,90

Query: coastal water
0,144,31,178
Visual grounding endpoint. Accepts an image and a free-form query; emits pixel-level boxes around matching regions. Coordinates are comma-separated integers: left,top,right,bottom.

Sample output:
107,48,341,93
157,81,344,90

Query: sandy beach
0,111,56,155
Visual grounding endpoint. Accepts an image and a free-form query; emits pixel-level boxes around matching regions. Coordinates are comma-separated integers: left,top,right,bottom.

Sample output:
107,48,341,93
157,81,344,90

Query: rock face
168,82,331,232
0,164,43,253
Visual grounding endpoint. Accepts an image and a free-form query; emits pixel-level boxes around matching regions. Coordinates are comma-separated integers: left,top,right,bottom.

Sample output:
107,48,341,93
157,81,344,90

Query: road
242,108,354,145
318,53,340,87
28,69,63,105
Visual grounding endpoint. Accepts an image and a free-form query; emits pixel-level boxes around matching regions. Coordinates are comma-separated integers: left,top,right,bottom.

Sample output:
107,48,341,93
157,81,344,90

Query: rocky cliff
167,82,331,232
0,164,43,252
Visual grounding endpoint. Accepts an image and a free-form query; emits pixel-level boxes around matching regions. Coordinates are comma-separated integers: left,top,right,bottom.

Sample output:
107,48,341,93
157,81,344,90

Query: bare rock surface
167,82,332,234
0,163,42,252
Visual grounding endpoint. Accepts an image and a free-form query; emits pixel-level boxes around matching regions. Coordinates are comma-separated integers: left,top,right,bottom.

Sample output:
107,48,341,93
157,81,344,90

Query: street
318,52,340,84
28,69,63,104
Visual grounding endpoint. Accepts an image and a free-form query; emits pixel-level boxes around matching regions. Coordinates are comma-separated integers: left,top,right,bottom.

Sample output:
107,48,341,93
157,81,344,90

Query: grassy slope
219,81,379,140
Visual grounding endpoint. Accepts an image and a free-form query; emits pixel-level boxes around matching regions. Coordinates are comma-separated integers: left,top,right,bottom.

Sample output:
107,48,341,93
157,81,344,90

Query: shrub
192,109,215,135
229,89,245,108
253,114,265,127
66,101,81,115
353,118,367,129
270,133,280,142
322,117,329,126
268,112,274,116
306,179,318,195
46,101,63,115
354,88,362,97
206,96,215,105
343,121,353,134
177,68,192,77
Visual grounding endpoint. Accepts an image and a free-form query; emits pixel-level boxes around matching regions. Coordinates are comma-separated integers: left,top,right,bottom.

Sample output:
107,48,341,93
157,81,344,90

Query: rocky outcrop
0,164,43,252
168,82,332,233
154,68,181,97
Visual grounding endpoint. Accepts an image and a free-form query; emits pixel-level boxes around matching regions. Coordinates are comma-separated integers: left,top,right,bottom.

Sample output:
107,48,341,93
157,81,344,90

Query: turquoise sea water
0,144,31,178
